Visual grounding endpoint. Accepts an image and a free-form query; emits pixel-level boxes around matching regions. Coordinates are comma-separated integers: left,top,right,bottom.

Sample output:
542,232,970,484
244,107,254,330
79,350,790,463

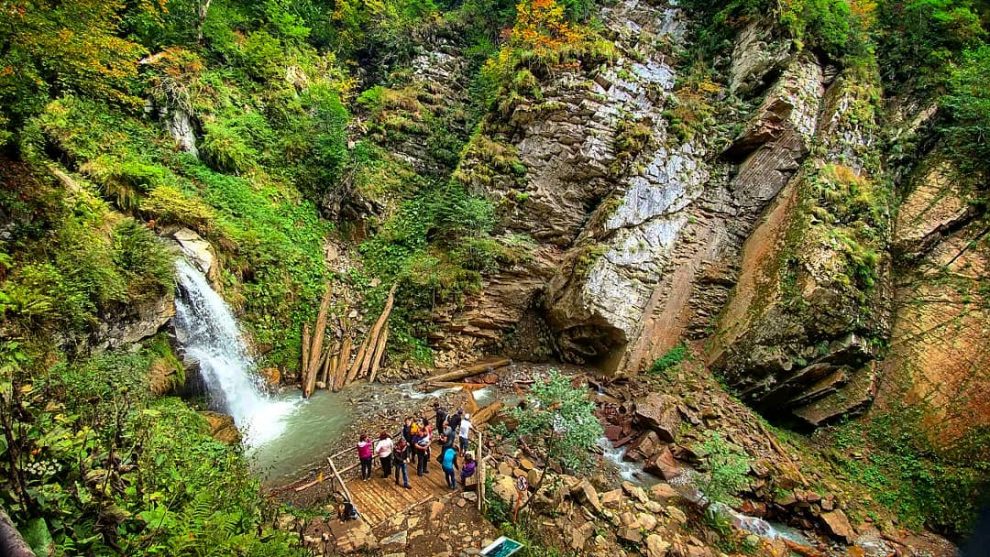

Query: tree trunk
368,328,389,383
0,507,34,557
305,284,334,397
301,323,311,389
197,0,212,42
333,337,352,391
419,358,510,384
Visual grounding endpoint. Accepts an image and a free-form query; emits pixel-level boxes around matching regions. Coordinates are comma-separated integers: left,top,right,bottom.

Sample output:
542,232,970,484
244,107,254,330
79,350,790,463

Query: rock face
873,156,990,452
174,228,217,280
707,62,892,424
95,294,175,352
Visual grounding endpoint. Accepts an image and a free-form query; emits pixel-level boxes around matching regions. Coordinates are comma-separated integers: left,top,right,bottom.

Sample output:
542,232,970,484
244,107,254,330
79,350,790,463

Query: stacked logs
299,283,397,396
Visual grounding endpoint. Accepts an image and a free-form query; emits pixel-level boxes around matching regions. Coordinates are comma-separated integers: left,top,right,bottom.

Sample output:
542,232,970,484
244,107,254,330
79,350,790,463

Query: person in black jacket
393,438,412,489
433,402,447,435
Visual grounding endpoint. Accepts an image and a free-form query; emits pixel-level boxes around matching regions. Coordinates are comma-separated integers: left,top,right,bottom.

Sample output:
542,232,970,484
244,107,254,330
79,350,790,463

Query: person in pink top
357,434,373,481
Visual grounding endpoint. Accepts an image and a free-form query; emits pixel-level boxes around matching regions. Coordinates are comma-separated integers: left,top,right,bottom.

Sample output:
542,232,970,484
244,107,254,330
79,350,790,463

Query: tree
942,45,990,172
503,370,603,515
696,431,751,508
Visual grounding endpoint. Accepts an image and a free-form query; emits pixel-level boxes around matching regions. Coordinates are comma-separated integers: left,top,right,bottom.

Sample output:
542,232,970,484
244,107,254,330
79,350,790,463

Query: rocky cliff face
874,151,990,452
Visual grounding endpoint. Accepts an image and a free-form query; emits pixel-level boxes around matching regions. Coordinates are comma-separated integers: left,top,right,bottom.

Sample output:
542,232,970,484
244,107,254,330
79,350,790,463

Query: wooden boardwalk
346,464,455,527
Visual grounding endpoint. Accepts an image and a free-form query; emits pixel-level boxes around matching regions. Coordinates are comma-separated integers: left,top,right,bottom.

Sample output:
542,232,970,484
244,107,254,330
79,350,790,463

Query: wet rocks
202,411,241,445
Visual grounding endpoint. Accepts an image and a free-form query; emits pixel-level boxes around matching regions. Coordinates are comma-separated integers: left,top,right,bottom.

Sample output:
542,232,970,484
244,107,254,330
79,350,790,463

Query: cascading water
173,259,296,446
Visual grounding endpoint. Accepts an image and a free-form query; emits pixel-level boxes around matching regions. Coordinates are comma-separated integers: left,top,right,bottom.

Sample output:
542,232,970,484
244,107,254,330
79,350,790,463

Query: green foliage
648,343,689,376
941,45,990,175
505,370,603,476
875,0,986,92
0,0,148,142
827,407,989,536
696,431,752,507
0,347,303,556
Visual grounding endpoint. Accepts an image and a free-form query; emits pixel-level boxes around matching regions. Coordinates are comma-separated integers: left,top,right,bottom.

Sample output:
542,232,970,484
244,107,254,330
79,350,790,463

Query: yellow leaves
510,0,585,54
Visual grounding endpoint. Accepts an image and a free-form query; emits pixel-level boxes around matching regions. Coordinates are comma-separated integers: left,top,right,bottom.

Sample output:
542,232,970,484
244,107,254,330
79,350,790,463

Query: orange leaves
510,0,584,54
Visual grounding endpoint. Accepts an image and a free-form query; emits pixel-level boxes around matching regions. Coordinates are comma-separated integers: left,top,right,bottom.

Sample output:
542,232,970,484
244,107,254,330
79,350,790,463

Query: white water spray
173,259,296,446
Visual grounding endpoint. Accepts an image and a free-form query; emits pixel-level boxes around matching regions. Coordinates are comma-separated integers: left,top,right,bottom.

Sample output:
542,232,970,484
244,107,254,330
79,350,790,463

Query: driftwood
301,323,311,385
421,358,510,385
356,284,397,379
368,328,388,384
472,401,504,426
333,337,352,391
304,284,334,397
318,342,334,387
0,508,34,557
345,285,397,385
424,381,490,391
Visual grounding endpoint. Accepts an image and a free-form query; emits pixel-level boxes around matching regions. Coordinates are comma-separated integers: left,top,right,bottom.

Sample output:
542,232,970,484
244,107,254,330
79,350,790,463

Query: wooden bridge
317,429,487,529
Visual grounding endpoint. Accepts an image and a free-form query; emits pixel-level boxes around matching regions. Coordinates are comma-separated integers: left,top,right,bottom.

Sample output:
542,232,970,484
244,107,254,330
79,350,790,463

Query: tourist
402,416,414,445
393,438,412,489
442,419,456,450
458,413,472,453
375,431,394,478
413,421,430,476
357,434,373,481
448,408,462,436
440,444,459,489
460,451,476,489
433,401,447,434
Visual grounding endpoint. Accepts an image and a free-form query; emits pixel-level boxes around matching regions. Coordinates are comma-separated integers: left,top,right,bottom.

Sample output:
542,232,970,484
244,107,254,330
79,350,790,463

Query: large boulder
634,393,681,442
173,228,217,280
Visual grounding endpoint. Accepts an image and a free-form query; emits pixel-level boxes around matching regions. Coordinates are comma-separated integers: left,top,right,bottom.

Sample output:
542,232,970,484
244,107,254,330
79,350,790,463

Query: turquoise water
246,389,353,483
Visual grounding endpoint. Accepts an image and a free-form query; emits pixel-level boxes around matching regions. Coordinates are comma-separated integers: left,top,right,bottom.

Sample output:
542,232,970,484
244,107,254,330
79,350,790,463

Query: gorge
1,0,989,555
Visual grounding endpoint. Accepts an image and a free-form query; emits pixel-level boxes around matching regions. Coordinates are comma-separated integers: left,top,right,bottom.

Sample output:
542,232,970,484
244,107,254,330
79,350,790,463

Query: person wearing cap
458,413,472,453
460,451,476,488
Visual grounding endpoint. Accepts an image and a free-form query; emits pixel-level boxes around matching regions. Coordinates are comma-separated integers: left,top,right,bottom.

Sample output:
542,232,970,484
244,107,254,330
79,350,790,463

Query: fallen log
344,333,371,386
425,382,490,391
304,284,334,397
421,358,511,385
0,507,34,557
465,388,479,414
333,337,352,391
356,284,397,380
301,323,311,386
368,328,388,384
472,401,504,426
294,470,326,492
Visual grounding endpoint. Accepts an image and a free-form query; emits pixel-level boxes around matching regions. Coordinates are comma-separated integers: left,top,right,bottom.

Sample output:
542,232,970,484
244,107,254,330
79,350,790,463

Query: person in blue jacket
440,444,459,489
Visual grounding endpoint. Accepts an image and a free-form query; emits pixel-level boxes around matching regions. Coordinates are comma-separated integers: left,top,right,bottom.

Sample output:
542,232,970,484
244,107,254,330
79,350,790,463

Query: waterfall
173,259,295,446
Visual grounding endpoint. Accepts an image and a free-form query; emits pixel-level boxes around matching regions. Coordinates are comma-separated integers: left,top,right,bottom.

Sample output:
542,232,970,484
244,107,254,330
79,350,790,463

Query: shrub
697,431,752,507
648,343,688,375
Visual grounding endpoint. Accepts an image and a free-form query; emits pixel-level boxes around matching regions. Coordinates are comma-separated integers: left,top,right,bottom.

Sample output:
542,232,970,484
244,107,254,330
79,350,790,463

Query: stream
174,259,817,549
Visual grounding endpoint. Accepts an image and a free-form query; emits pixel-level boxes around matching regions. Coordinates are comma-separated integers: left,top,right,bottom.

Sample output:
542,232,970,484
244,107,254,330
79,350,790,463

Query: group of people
356,402,476,491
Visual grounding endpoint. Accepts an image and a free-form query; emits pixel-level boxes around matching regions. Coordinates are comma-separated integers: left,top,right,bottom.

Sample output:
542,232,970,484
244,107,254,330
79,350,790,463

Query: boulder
600,488,624,509
621,481,648,504
202,412,241,445
650,482,682,502
626,431,661,461
570,479,604,515
634,393,681,442
646,534,671,557
174,228,217,279
821,509,855,543
643,446,681,480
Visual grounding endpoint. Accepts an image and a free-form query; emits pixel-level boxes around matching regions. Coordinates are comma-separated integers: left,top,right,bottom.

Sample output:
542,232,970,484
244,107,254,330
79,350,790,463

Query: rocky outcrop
709,66,893,425
173,227,217,281
94,294,175,352
873,156,990,452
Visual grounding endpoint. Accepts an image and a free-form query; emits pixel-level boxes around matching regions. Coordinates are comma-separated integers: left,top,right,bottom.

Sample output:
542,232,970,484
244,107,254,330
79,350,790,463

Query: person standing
375,431,394,478
460,451,476,489
458,413,472,454
414,420,430,476
393,438,411,489
440,444,459,490
442,420,456,450
433,402,447,434
357,434,373,481
402,416,414,445
448,409,463,436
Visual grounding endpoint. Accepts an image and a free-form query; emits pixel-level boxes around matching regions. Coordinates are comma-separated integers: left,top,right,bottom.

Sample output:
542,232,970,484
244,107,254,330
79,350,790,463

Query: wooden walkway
346,464,455,527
